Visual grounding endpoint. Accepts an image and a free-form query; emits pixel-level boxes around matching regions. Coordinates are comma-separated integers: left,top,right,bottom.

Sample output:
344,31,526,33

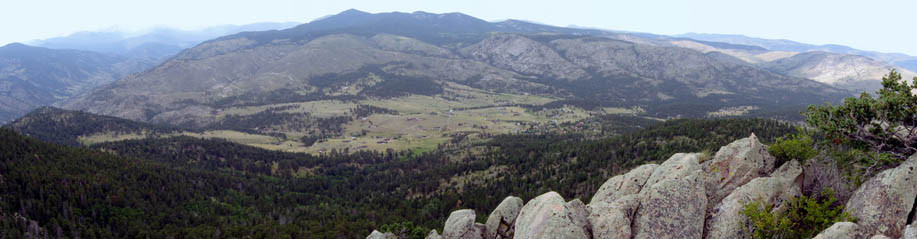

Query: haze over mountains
31,22,301,62
0,22,300,124
0,43,150,123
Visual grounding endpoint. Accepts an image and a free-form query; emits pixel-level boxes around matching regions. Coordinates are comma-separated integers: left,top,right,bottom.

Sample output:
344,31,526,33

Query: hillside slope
760,51,917,93
0,43,152,123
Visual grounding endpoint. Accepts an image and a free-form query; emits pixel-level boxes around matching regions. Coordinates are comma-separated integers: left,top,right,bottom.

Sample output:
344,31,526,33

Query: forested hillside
0,118,796,238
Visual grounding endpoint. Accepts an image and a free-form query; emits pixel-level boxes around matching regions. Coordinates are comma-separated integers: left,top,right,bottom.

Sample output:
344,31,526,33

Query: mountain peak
337,8,370,17
0,43,40,54
1,42,30,49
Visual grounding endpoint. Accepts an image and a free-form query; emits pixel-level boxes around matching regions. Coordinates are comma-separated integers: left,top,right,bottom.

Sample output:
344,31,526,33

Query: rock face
514,191,590,239
367,230,397,239
590,164,658,205
813,222,859,239
443,209,484,239
587,153,714,239
905,224,917,239
588,195,640,239
484,196,523,239
843,154,917,238
701,134,776,211
704,160,803,239
633,153,707,239
427,229,443,239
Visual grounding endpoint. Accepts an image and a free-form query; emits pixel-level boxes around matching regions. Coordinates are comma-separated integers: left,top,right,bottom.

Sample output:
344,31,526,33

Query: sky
3,0,916,55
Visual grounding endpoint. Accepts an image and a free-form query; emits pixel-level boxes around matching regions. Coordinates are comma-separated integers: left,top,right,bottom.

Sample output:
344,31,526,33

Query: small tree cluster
805,70,917,160
768,130,817,166
742,189,855,239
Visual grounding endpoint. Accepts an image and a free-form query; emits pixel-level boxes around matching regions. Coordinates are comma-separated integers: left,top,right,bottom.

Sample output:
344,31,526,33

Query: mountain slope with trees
62,10,849,136
0,43,153,124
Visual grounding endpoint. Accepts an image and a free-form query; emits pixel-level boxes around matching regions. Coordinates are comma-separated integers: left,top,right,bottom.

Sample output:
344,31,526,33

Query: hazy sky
4,0,916,55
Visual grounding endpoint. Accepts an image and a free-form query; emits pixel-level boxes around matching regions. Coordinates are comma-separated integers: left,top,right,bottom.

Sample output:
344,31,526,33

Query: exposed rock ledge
366,134,917,239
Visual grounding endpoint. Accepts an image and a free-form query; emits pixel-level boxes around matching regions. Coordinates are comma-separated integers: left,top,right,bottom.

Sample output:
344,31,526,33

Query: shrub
769,130,817,165
379,221,428,239
742,189,856,239
698,148,713,163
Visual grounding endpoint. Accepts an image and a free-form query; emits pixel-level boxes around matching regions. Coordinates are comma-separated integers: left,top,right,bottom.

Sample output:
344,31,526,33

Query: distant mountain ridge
31,22,301,62
0,22,301,124
759,51,915,93
677,33,917,73
0,43,152,123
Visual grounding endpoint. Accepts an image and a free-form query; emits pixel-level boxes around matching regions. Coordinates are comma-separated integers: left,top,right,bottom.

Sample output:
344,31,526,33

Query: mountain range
4,9,916,154
4,8,917,238
64,10,849,123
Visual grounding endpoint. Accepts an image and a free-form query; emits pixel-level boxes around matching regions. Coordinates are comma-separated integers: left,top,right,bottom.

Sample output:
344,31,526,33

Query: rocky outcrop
813,222,859,239
588,195,640,239
427,229,443,239
905,224,917,239
633,153,707,239
704,160,803,239
842,154,917,238
514,191,591,239
370,134,917,239
588,153,707,239
367,230,397,239
484,196,523,239
442,209,484,239
590,164,658,205
701,134,776,211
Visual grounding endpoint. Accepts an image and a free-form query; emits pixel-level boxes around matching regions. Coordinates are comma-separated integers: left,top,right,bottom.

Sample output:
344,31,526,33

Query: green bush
380,221,428,239
769,131,817,165
742,189,855,239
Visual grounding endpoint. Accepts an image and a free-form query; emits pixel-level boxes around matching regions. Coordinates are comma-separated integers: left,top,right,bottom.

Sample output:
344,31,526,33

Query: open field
74,83,669,155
